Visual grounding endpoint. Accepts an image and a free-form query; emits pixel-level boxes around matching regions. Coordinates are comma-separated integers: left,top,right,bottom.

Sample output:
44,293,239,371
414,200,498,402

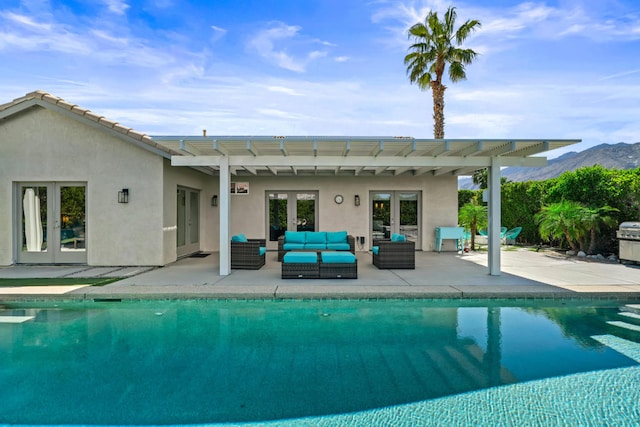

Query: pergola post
487,156,501,276
219,156,231,275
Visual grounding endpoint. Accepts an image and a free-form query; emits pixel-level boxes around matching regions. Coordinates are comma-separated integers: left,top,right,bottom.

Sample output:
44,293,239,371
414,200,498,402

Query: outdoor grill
617,221,640,262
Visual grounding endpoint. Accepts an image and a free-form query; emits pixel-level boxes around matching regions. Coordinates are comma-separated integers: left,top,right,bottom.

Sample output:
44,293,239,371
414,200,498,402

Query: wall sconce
211,194,218,207
354,194,360,206
118,188,129,204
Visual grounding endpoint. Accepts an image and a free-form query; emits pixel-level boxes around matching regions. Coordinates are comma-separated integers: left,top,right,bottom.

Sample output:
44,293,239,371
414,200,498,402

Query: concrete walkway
0,248,638,300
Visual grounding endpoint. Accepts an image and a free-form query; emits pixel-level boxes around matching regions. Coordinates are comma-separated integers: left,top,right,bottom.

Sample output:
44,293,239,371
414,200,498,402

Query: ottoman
282,251,320,279
319,251,358,279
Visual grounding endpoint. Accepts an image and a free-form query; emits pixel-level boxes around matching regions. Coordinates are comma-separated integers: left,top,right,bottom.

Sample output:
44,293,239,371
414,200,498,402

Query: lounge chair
503,227,522,245
372,234,415,269
231,234,266,269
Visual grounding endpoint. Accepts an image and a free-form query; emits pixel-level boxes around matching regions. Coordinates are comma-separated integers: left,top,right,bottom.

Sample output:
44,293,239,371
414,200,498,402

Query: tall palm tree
404,7,481,138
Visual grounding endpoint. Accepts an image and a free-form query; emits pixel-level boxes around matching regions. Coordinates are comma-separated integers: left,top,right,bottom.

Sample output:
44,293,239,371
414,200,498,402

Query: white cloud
247,21,331,72
102,0,130,15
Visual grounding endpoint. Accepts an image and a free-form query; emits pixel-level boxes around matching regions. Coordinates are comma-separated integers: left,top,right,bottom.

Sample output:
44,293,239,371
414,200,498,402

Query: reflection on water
0,300,637,425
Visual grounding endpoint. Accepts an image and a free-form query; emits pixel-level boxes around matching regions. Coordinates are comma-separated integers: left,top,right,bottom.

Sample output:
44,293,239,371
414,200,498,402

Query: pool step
619,311,640,323
621,304,640,315
607,321,640,333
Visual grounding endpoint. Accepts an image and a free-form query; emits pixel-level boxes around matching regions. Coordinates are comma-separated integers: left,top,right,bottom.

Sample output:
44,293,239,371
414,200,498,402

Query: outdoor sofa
277,230,355,261
372,233,415,269
231,234,266,269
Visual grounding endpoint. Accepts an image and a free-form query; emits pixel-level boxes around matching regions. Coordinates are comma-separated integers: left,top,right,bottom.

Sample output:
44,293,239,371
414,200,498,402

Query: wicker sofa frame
231,238,266,270
281,252,358,279
372,239,415,269
277,233,355,262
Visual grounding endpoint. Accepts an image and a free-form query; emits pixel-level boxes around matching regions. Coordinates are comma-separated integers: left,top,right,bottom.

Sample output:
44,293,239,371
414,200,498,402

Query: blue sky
1,0,639,158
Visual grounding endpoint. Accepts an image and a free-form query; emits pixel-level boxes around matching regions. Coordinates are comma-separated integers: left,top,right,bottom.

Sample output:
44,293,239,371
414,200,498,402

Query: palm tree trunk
430,82,446,139
563,230,578,251
588,228,597,254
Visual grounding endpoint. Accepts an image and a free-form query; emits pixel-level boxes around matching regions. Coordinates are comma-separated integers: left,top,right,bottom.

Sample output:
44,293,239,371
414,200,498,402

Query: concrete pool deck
0,248,639,300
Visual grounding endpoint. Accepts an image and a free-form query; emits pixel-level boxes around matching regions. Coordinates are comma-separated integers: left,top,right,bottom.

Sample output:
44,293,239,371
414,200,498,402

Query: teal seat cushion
283,243,305,251
259,247,267,256
321,251,356,264
391,233,406,242
371,246,379,255
305,231,327,244
285,230,306,244
327,243,350,251
327,231,347,244
283,252,318,263
305,243,327,250
231,233,248,242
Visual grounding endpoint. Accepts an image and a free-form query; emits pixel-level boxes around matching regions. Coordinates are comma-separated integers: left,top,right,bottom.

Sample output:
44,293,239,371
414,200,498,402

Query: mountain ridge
459,142,640,189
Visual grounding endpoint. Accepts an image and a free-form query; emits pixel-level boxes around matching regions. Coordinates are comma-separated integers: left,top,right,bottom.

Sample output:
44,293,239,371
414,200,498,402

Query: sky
1,0,640,158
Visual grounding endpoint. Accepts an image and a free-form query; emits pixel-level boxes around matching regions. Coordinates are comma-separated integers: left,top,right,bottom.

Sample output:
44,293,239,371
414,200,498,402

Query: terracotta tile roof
0,90,181,158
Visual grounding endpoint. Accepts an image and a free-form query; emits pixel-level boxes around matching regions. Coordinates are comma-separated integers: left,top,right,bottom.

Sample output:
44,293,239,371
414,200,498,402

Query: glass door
177,187,200,257
370,191,421,249
17,183,87,264
267,191,317,249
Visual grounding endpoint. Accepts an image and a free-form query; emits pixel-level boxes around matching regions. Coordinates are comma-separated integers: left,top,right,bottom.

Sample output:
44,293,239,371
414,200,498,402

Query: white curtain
23,188,43,252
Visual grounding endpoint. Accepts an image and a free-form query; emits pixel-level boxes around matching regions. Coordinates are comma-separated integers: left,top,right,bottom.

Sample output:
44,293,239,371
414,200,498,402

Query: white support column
487,157,502,276
219,156,231,275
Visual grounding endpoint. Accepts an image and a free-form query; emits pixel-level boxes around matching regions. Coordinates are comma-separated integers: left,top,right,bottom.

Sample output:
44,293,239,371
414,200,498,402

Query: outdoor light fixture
354,194,360,206
118,188,129,204
211,195,218,207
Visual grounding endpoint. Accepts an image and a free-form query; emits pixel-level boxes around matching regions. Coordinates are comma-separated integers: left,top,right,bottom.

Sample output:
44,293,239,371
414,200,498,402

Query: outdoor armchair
372,235,415,269
503,227,522,245
231,234,266,269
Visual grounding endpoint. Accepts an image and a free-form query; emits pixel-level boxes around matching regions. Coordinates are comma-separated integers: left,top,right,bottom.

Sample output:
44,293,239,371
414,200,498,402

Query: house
0,91,580,275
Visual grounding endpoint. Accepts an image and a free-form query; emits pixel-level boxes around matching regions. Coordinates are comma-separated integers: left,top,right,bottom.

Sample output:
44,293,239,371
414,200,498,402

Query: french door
370,191,421,249
267,191,317,249
177,187,200,257
17,182,87,264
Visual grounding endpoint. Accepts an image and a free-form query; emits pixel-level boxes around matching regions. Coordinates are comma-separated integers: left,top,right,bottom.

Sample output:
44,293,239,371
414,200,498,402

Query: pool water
1,299,639,425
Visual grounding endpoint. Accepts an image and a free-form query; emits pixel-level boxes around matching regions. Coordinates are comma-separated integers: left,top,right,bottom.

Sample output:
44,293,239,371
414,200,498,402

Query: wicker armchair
372,239,415,269
231,238,266,269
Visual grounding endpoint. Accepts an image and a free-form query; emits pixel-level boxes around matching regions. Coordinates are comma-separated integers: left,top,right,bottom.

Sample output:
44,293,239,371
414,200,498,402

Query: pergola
152,136,580,276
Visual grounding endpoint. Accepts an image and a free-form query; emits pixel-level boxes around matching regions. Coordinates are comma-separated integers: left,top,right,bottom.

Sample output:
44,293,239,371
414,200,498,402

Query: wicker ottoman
319,251,358,279
282,252,320,279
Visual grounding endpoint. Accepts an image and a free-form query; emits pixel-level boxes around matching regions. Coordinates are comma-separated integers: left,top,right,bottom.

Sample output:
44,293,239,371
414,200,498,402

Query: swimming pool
1,299,639,425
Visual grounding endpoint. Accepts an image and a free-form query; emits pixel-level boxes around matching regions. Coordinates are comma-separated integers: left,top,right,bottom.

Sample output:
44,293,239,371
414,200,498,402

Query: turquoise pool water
1,299,639,426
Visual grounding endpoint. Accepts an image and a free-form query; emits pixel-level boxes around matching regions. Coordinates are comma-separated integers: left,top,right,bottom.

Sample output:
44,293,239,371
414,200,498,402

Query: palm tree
581,206,618,254
404,7,481,139
535,200,586,251
458,198,487,250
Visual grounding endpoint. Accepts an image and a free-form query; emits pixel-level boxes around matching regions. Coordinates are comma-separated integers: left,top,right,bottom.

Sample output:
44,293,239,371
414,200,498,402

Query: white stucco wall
162,161,218,263
0,106,165,266
224,174,459,252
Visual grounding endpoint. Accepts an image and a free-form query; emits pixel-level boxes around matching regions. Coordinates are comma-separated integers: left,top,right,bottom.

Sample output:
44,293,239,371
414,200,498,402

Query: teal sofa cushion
259,247,267,256
305,243,327,250
283,252,318,263
306,231,327,244
231,234,248,242
371,246,379,255
327,231,348,244
283,243,306,251
321,251,356,263
285,230,306,244
327,243,350,251
391,233,406,242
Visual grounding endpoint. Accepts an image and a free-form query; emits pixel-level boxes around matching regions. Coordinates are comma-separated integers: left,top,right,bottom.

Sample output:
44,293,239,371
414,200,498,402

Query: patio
1,248,639,300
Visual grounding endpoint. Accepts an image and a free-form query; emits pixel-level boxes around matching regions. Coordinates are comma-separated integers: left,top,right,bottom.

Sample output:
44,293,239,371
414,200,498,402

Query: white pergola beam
171,155,547,168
